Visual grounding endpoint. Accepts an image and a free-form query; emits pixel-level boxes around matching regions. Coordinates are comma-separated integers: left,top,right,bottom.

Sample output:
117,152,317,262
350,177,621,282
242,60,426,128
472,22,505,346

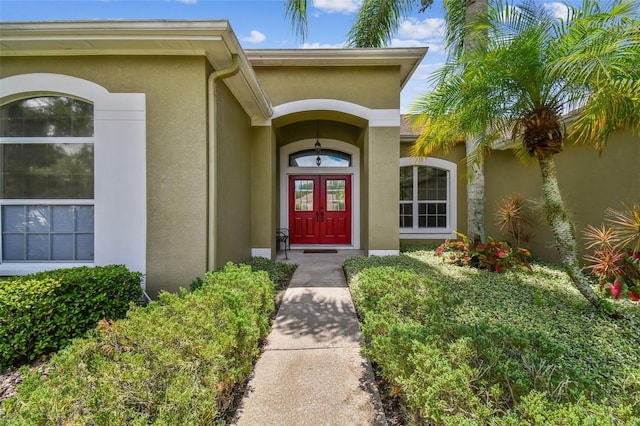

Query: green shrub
190,257,296,292
344,252,640,425
2,262,275,425
0,265,142,371
244,256,296,290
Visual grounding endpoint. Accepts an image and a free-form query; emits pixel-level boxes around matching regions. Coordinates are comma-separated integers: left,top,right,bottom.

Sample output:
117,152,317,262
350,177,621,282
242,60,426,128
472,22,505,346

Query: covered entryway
279,132,361,250
289,175,351,245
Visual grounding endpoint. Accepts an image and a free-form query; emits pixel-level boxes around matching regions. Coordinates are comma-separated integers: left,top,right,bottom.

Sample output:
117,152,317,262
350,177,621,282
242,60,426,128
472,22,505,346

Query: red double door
289,175,351,245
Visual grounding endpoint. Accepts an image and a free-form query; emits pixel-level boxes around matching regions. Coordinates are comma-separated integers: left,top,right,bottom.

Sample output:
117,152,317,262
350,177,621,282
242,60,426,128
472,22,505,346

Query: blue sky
0,0,572,111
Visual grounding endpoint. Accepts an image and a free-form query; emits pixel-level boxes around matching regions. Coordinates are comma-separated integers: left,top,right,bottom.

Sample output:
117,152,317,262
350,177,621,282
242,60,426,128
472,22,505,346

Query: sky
0,0,572,112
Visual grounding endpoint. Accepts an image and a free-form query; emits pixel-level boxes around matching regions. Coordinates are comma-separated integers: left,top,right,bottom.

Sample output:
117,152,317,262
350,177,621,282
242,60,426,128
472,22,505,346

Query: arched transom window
289,149,351,167
0,96,95,262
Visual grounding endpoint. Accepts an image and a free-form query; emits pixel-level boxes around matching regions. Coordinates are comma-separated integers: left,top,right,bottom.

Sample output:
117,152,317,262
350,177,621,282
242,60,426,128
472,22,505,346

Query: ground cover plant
345,249,640,425
0,265,142,371
1,263,276,425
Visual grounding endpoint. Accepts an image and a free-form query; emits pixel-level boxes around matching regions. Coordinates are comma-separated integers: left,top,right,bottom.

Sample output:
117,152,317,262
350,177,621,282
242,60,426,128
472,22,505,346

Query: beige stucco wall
253,66,400,110
214,80,255,267
252,126,277,255
1,56,210,296
366,127,401,252
400,130,638,262
484,130,639,262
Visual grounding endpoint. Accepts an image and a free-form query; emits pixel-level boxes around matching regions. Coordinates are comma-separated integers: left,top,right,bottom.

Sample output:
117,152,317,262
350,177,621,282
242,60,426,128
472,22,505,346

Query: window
1,96,94,262
399,157,456,238
289,149,351,167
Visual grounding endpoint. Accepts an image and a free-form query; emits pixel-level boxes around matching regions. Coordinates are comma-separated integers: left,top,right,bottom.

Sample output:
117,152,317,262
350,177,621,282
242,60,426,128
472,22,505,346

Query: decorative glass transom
289,149,351,167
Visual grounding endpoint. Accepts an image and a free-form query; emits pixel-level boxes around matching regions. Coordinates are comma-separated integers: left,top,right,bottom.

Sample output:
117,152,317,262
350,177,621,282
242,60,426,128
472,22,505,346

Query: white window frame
0,73,146,277
399,157,457,239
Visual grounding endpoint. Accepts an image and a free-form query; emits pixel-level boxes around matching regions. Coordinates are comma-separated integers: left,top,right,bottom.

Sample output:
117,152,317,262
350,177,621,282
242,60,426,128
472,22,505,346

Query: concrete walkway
232,250,387,426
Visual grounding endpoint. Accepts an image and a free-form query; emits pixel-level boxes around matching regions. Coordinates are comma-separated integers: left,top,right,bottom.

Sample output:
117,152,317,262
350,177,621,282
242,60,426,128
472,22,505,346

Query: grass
344,248,640,425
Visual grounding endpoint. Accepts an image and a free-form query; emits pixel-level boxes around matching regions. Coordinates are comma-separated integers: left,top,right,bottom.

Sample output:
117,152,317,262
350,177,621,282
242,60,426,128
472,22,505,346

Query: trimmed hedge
1,263,275,425
345,252,640,425
191,257,297,292
0,265,142,371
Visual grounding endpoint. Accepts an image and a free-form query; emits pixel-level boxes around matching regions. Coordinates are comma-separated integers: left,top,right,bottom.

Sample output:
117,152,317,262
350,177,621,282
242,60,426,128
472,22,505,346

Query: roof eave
0,20,273,121
245,47,428,89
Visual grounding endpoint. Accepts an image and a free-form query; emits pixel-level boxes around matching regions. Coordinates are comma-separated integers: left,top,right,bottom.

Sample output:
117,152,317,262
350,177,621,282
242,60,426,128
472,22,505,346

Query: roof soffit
0,20,272,121
245,48,428,89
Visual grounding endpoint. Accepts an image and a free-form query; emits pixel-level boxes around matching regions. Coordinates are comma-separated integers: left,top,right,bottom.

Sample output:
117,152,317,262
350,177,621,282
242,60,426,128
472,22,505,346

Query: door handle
320,211,324,222
316,211,320,222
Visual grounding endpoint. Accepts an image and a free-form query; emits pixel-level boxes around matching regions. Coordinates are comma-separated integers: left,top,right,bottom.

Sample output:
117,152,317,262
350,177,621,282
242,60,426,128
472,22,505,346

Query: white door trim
280,139,360,249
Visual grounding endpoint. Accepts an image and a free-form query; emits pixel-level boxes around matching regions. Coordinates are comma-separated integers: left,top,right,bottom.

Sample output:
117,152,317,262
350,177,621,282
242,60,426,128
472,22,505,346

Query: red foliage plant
583,203,640,301
436,232,532,273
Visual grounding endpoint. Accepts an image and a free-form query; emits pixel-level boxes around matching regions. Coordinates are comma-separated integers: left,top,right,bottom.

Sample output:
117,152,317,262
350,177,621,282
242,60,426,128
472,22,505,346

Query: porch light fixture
315,120,322,167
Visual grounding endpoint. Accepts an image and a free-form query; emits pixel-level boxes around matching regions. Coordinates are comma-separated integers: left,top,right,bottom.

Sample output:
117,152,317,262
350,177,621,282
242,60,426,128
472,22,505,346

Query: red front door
289,175,351,245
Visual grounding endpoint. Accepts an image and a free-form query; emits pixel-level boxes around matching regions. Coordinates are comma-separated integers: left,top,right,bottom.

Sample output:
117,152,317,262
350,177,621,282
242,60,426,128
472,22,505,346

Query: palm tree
411,0,640,307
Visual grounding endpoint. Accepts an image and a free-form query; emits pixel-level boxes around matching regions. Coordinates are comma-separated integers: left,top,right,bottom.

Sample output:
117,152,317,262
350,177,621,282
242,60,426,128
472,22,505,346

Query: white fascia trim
0,73,147,277
400,232,457,239
0,263,94,276
255,99,399,127
368,250,400,256
251,248,272,258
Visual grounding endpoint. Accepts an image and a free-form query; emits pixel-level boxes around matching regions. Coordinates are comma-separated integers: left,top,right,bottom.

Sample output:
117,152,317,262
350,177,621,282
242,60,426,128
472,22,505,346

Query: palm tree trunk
464,0,488,245
466,139,486,243
538,155,601,307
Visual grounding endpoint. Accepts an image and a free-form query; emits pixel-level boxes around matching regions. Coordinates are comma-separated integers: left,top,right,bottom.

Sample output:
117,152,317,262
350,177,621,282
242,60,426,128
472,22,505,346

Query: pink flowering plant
436,232,532,273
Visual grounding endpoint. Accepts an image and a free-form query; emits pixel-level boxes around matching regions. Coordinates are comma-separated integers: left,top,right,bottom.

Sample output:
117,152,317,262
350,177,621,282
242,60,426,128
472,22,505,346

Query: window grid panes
326,179,346,211
294,180,314,211
0,96,94,137
1,96,95,264
400,165,448,230
1,143,94,199
2,205,94,261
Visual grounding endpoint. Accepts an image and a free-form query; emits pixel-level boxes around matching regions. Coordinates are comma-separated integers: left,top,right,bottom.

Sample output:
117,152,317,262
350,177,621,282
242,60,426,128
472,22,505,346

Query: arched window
0,96,94,262
399,157,457,238
289,149,351,167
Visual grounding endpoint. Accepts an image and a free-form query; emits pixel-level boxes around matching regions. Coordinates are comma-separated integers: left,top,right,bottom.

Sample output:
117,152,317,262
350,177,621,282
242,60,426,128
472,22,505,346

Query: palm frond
442,0,467,58
346,0,417,47
284,0,309,42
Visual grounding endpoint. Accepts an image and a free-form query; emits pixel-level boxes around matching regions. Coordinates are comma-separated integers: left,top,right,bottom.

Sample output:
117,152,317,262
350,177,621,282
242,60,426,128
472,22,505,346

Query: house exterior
0,20,430,296
1,21,637,297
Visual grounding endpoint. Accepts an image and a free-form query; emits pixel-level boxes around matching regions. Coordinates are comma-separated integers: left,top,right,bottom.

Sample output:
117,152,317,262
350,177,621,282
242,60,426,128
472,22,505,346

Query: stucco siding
215,80,254,266
252,126,277,255
400,132,638,262
253,67,400,110
484,130,640,262
1,56,210,296
366,127,400,251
